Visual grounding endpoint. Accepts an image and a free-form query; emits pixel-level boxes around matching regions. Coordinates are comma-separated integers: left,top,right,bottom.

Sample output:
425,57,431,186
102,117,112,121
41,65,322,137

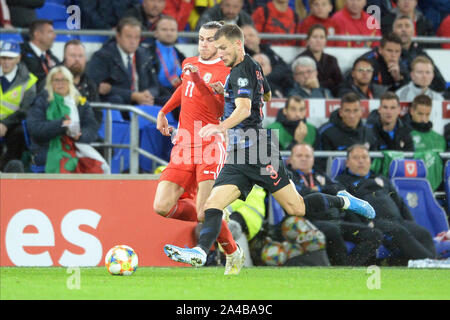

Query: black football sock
197,208,223,254
303,193,345,213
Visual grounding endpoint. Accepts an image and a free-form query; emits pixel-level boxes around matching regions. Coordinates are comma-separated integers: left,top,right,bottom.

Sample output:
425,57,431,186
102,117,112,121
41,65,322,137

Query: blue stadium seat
0,33,23,43
389,159,450,258
36,2,68,21
330,157,346,180
78,35,110,43
21,120,45,173
445,160,450,214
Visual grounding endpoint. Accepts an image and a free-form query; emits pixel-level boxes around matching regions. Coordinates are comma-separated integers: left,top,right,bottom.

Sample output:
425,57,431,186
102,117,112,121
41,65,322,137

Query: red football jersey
161,56,230,147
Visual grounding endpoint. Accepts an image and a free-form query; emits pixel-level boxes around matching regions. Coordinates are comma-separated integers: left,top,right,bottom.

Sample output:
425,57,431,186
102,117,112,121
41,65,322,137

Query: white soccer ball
105,245,138,276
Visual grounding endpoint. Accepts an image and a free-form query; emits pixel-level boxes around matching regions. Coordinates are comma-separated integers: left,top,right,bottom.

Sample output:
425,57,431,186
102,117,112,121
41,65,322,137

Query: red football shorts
159,141,227,195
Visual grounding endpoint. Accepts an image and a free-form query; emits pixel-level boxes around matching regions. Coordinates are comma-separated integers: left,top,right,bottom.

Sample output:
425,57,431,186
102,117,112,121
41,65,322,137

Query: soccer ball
105,245,138,276
281,216,311,242
296,229,326,252
282,241,305,259
261,241,287,266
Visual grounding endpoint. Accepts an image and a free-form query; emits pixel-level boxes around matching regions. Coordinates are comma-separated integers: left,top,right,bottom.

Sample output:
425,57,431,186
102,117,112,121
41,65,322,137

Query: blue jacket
26,91,99,166
86,39,162,105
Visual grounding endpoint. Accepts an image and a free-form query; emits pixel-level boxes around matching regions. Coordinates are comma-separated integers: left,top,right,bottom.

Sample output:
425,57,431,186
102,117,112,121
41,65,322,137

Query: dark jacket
6,0,44,28
366,109,414,152
287,164,344,221
245,43,293,96
295,48,343,96
20,41,60,92
195,3,254,31
316,110,379,151
76,73,102,127
86,39,162,106
360,47,410,91
336,168,415,223
288,82,333,99
381,9,435,43
337,80,387,100
400,45,447,93
124,3,161,31
80,0,138,29
26,91,99,166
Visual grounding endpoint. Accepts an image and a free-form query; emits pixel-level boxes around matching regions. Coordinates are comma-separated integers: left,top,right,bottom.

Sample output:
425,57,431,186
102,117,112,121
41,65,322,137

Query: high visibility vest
227,186,267,241
0,73,38,120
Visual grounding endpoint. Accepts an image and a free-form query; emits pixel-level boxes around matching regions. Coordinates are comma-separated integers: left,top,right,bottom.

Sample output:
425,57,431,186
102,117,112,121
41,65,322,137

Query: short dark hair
352,57,374,70
346,143,369,158
156,14,178,28
341,92,360,106
380,32,402,48
63,39,84,56
380,91,400,104
285,95,303,109
213,24,244,42
29,19,53,40
116,17,142,34
201,20,225,30
411,94,432,110
306,24,327,40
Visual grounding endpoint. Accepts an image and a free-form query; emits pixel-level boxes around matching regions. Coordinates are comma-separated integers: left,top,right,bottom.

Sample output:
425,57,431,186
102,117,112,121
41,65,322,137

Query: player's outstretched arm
199,97,251,137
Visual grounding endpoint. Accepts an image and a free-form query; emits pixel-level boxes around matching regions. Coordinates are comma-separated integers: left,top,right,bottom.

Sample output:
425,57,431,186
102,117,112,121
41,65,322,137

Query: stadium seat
389,159,450,258
21,120,45,173
78,35,110,43
0,33,23,43
330,157,346,180
98,109,130,174
36,2,68,21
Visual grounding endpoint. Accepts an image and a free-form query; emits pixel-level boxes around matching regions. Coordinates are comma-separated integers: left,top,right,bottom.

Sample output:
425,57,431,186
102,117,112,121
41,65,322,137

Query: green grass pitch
1,266,449,300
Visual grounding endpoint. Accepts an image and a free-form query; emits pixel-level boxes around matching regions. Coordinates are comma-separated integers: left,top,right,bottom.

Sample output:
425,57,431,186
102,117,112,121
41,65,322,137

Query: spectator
331,0,381,48
124,0,166,32
316,92,379,151
404,94,445,153
251,0,300,46
359,32,409,91
0,41,37,170
0,0,13,29
288,56,333,99
335,144,436,264
437,14,450,49
80,0,139,29
20,19,60,93
392,15,446,92
365,0,395,19
287,143,383,266
396,56,444,101
86,17,163,120
148,15,186,120
418,0,450,32
299,0,340,46
381,0,434,39
252,53,285,98
266,95,317,150
195,0,253,30
163,0,194,31
242,24,293,96
295,24,343,96
337,57,387,99
63,40,102,127
5,0,44,28
366,91,414,151
26,66,109,173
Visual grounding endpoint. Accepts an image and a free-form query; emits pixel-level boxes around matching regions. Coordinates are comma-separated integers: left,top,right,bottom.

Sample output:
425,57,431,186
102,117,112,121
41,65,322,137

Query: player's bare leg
271,181,306,217
164,184,245,274
153,180,196,221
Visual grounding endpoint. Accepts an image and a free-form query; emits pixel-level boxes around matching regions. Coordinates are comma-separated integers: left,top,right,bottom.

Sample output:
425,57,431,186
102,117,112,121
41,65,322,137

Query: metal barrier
2,27,450,44
89,102,168,174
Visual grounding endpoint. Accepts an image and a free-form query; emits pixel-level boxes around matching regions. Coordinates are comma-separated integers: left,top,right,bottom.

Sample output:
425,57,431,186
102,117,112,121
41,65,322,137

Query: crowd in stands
1,0,449,266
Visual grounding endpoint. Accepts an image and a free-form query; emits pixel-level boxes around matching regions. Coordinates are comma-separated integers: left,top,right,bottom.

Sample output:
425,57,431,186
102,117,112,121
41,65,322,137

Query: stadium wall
0,175,197,267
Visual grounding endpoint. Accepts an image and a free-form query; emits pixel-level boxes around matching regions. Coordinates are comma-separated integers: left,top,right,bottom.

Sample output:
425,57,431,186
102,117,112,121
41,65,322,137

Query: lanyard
300,172,315,188
156,47,181,87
